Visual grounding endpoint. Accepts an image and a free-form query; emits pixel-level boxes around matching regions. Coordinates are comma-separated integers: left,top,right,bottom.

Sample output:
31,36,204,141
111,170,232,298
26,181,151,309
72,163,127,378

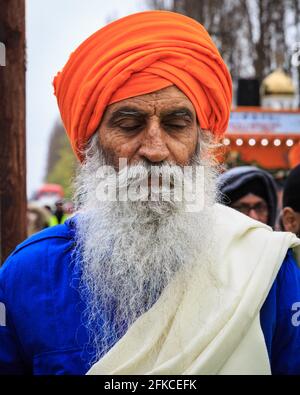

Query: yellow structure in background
261,68,297,109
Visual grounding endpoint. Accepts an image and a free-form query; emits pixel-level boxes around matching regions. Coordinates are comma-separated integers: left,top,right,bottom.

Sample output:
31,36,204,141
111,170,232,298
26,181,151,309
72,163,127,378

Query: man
27,203,50,236
48,200,69,226
218,166,278,228
1,11,300,375
281,164,300,237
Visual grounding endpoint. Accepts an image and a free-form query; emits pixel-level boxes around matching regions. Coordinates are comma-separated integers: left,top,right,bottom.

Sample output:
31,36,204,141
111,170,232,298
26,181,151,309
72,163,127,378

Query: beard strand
72,134,218,364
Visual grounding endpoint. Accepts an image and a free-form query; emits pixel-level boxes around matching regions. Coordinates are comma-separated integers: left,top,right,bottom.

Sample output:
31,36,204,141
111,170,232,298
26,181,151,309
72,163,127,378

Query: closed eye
163,121,190,131
118,122,143,132
120,125,143,132
165,123,186,128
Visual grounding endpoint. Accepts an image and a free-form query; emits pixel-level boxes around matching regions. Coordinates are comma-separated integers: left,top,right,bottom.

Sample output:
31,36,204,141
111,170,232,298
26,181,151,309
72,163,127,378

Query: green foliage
45,121,78,199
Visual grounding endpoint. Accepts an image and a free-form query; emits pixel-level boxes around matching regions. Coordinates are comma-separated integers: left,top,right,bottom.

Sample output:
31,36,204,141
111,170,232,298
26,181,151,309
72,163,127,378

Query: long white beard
73,134,218,364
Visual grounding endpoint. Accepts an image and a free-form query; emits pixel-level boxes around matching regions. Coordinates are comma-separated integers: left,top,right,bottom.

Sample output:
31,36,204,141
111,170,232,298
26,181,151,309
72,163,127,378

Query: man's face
76,87,217,359
231,193,269,225
97,86,198,168
282,207,300,237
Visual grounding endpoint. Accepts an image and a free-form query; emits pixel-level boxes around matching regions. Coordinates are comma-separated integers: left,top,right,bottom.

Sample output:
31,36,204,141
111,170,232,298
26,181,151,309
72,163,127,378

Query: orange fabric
53,10,232,161
288,143,300,169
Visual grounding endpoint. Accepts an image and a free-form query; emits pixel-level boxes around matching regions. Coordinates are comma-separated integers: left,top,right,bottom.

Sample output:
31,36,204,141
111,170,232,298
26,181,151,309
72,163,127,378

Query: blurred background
0,0,300,262
28,0,300,201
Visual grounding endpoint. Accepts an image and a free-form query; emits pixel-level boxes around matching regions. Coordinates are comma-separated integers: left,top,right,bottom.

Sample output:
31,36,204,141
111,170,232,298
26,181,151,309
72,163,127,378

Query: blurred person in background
44,205,52,216
281,164,300,237
0,12,300,376
27,204,50,236
63,201,74,216
49,200,69,226
218,166,278,228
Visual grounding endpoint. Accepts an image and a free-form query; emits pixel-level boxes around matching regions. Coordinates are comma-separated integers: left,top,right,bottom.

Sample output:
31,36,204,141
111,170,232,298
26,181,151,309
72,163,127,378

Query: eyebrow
108,105,194,125
108,107,147,126
161,107,194,121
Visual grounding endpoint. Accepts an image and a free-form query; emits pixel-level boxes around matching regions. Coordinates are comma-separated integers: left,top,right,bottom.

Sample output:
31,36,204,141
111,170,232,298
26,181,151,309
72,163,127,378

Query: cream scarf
87,204,300,375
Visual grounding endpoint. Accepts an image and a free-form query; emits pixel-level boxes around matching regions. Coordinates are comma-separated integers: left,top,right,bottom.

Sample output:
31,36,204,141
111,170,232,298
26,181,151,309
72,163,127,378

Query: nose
138,119,170,163
248,209,260,221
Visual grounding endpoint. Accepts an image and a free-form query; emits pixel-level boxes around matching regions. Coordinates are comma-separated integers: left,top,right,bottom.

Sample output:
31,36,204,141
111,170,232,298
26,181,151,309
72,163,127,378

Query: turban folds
53,10,232,161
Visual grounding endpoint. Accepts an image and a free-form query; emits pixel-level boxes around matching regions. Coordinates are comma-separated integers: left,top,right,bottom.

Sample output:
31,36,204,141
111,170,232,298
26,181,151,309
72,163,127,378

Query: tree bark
0,0,26,263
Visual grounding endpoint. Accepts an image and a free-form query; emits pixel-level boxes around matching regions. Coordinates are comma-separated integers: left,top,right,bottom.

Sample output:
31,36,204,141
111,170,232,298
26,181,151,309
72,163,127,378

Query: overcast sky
26,0,151,197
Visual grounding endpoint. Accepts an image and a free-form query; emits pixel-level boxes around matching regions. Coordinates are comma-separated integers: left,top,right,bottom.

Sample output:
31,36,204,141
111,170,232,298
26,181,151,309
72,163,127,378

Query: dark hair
283,165,300,213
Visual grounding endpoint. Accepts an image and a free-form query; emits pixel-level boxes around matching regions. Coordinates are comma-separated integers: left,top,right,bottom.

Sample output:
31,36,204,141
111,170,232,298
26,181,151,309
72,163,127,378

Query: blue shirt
0,217,300,375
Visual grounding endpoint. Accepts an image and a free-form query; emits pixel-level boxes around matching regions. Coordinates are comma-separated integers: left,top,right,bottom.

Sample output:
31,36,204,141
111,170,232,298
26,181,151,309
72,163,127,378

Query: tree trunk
0,0,26,263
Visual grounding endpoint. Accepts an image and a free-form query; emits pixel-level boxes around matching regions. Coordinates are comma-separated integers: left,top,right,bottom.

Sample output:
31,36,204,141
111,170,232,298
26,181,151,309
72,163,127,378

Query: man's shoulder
0,216,77,287
16,218,73,249
214,203,271,229
276,249,300,297
212,203,273,248
261,248,300,374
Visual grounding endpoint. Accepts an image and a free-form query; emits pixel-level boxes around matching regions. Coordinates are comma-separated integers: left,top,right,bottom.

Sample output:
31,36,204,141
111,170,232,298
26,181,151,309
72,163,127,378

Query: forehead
105,85,196,116
236,193,266,204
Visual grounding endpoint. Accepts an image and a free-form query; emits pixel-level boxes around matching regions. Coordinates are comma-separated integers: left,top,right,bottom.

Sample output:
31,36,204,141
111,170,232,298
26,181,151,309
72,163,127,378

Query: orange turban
53,10,232,161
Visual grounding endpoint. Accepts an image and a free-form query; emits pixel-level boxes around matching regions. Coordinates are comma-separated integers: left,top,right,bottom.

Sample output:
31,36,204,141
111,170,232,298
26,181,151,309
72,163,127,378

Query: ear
282,207,299,233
